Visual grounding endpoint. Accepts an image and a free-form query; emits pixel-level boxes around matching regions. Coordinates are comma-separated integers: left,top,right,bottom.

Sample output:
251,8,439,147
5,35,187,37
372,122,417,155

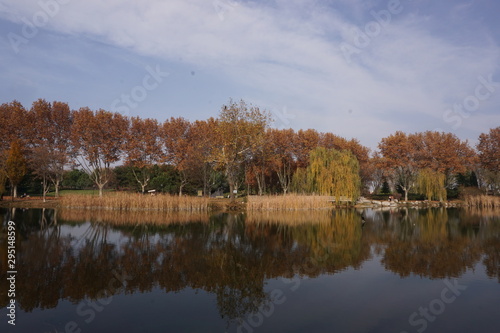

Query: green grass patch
47,189,116,197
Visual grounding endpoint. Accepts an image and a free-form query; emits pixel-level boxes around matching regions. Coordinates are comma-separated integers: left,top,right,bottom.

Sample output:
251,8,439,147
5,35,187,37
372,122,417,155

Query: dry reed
464,195,500,209
60,192,210,212
246,194,335,211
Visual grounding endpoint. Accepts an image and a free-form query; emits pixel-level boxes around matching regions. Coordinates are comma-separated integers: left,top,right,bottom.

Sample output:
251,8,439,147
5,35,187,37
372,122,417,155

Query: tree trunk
98,184,104,197
54,180,60,197
229,181,235,199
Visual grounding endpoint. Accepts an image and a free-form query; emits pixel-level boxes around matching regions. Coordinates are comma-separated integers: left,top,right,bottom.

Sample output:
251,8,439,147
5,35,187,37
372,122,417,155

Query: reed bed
246,194,335,211
59,208,211,225
464,195,500,209
60,192,211,212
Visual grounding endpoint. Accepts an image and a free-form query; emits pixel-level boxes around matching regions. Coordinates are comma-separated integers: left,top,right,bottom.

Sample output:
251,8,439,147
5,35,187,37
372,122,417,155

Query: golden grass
246,194,335,211
464,195,500,209
60,192,210,212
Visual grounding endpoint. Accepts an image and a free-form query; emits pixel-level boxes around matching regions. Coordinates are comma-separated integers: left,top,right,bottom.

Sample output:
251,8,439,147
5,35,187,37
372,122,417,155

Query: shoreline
0,195,486,211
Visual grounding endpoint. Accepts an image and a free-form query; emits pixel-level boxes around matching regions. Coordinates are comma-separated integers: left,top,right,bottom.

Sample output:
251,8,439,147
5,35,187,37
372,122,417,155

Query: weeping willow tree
416,168,447,201
291,147,360,201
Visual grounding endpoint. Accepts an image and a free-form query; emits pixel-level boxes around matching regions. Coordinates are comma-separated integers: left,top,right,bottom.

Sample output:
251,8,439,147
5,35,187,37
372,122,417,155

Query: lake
1,207,499,333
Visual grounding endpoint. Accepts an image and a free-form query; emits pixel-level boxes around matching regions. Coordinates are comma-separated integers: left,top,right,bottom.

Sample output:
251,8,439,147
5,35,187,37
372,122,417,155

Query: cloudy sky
1,0,499,150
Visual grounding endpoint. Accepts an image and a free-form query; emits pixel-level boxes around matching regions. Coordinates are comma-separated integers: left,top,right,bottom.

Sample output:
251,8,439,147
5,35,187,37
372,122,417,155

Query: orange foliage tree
71,108,129,197
477,127,500,194
124,117,163,194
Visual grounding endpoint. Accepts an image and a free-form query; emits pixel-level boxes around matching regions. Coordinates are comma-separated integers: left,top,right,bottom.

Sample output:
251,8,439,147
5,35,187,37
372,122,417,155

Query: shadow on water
0,207,499,325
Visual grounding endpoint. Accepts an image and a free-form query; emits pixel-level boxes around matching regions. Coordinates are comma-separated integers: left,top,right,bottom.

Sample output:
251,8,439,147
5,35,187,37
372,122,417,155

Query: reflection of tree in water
1,207,499,319
379,208,498,279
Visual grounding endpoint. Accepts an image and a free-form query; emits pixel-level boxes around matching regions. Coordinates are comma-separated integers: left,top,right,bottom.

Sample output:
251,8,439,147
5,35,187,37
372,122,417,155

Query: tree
124,117,163,194
294,129,320,168
304,147,360,201
213,99,271,199
247,130,272,196
190,119,219,196
0,100,30,150
29,146,55,202
0,171,6,200
412,131,476,191
71,108,129,197
48,101,74,196
477,127,500,194
268,128,297,194
5,140,27,199
378,131,418,201
416,168,447,201
28,99,73,199
162,117,196,196
0,101,30,199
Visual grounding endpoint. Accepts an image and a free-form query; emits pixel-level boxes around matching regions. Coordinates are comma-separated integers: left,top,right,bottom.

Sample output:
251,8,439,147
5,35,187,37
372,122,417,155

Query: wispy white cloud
1,0,498,149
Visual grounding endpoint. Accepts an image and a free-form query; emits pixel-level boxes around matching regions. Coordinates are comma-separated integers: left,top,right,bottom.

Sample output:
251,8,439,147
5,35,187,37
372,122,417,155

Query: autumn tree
0,100,30,150
0,101,30,198
410,131,476,199
71,108,129,197
477,127,500,194
5,139,27,199
27,99,73,198
190,119,219,196
124,117,163,194
294,129,320,168
378,131,418,201
413,131,476,186
417,168,447,201
268,128,296,194
213,99,271,199
246,129,273,196
0,170,6,200
48,101,73,196
294,147,360,201
162,117,197,196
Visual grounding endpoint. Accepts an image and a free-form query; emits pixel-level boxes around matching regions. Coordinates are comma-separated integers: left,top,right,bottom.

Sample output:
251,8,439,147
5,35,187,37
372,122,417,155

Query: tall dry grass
60,192,210,212
464,195,500,209
246,194,335,211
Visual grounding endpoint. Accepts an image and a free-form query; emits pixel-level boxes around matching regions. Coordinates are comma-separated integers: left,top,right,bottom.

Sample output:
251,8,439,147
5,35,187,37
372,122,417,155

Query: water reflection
0,207,499,322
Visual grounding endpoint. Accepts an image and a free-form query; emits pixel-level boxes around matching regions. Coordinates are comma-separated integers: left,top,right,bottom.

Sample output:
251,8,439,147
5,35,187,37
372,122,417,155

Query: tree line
0,98,498,201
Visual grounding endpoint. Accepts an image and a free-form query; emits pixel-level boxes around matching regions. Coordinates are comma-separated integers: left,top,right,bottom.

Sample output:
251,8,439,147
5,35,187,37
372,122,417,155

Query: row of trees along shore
0,98,499,202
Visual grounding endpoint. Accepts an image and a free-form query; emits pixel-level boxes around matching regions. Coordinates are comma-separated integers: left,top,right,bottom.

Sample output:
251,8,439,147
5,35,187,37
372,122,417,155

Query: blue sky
1,0,499,150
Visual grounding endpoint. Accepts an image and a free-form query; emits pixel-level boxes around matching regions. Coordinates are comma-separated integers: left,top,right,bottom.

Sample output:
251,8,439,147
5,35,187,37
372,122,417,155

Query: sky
0,0,499,151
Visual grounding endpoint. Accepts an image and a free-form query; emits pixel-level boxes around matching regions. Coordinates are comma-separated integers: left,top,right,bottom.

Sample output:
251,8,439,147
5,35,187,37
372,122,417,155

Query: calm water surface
0,207,499,333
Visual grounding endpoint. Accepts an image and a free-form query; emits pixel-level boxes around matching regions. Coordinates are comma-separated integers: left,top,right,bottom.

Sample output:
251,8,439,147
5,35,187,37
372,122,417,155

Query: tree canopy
0,98,496,199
